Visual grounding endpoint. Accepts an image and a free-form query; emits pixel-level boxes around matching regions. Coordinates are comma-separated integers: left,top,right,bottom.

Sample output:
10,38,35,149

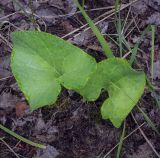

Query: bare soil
0,0,160,158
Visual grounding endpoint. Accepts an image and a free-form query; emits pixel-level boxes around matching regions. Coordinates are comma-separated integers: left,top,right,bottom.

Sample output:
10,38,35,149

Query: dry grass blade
0,137,20,158
62,8,115,39
0,12,17,21
124,19,140,38
121,6,131,33
123,14,138,35
39,6,115,19
63,0,139,39
115,0,123,57
151,25,155,82
131,112,160,158
129,25,151,65
0,33,12,49
0,76,13,81
137,105,160,135
102,122,145,158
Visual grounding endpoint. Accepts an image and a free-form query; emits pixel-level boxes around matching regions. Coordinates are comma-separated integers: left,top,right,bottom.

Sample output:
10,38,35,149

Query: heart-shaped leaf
11,31,96,110
79,58,146,127
11,31,146,128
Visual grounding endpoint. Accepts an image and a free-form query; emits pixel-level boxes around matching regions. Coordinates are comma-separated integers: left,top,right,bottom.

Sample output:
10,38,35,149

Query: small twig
0,33,12,49
124,19,140,38
1,21,23,31
123,15,138,35
0,75,13,81
131,11,141,33
40,6,115,19
12,0,39,30
123,51,131,58
0,137,20,158
0,12,18,21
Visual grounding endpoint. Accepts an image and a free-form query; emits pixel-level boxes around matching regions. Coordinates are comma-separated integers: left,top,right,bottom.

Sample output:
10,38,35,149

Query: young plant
10,2,146,128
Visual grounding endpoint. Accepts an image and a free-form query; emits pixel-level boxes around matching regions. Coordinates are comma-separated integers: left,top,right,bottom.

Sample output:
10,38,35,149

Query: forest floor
0,0,160,158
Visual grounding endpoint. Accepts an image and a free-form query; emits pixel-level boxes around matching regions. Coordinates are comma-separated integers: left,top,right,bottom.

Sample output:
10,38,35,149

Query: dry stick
23,6,115,32
102,12,135,54
123,15,138,35
121,6,131,34
71,2,138,42
62,8,115,39
0,33,12,49
3,21,23,31
65,7,119,39
123,51,131,58
0,138,20,158
123,48,148,59
106,14,139,57
131,11,141,33
0,75,13,81
12,0,38,30
63,0,139,39
125,19,140,38
40,6,115,19
62,5,123,39
122,19,141,54
102,122,145,158
67,10,116,40
131,113,160,158
0,12,18,21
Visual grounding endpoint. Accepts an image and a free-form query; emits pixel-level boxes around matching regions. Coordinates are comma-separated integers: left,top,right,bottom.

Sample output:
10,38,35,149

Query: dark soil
0,0,160,158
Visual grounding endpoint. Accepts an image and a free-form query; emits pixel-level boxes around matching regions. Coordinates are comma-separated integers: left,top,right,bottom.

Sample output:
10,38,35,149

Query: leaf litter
0,0,160,157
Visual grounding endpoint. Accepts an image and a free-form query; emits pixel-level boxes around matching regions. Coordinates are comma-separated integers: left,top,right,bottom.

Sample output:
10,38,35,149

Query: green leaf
60,50,97,90
11,31,146,128
11,31,96,110
79,58,146,127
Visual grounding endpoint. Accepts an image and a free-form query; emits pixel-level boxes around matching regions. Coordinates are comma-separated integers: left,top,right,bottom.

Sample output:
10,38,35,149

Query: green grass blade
128,25,160,136
129,25,151,65
146,77,157,90
151,91,160,109
137,106,160,135
151,25,155,82
116,121,126,158
0,124,46,149
115,0,123,57
82,0,85,8
146,77,160,109
74,0,114,58
122,35,132,53
105,34,129,53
